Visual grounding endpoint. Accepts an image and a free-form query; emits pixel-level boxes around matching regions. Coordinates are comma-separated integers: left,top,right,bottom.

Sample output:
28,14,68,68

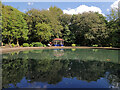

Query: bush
29,44,34,47
77,44,80,46
92,44,98,47
72,44,76,47
23,43,29,47
11,43,15,47
43,44,46,47
32,42,43,47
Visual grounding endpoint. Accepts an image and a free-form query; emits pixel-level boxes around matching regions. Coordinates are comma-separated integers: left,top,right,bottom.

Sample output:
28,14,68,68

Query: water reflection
2,49,120,88
53,49,64,57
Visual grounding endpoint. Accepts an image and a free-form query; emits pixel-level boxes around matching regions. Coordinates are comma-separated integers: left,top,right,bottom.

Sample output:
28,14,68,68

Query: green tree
70,12,108,46
2,5,28,46
59,14,75,45
35,23,52,42
107,8,120,47
2,3,120,47
49,6,63,20
26,7,64,42
48,6,63,38
25,9,52,42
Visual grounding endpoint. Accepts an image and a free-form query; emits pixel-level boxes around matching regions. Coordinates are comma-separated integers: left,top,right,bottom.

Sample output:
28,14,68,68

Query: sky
2,0,120,16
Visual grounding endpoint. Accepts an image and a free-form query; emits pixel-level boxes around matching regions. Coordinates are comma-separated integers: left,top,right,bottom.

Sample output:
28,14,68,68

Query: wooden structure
52,38,64,46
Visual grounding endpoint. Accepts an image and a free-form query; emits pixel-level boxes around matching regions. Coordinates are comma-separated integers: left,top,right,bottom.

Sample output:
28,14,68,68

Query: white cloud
110,0,120,10
111,0,120,9
28,2,34,6
63,5,105,16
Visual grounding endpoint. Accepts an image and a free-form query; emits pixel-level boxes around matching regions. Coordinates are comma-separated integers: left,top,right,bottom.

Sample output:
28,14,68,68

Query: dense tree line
1,3,120,47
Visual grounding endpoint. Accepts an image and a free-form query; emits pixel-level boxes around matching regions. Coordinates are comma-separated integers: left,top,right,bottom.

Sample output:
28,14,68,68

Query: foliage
70,12,108,46
3,43,5,46
23,43,29,47
92,44,98,47
29,44,34,47
25,7,63,43
77,44,81,46
107,8,120,47
32,42,43,47
72,44,76,47
35,23,52,42
43,44,47,47
1,2,120,47
2,5,28,46
59,14,75,45
11,43,15,47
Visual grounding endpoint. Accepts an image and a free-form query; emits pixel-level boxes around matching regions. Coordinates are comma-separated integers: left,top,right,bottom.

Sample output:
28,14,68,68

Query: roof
53,38,64,41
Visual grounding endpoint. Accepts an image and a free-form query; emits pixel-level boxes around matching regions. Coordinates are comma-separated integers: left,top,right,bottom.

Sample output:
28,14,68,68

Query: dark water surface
2,49,120,88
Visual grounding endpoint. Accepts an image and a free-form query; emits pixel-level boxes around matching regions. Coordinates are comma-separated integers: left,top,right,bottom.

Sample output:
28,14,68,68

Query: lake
2,49,120,88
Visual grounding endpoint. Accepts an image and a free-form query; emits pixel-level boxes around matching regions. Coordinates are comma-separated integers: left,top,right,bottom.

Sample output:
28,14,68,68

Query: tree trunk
1,42,3,46
17,39,19,47
39,38,42,43
9,41,12,48
8,36,12,48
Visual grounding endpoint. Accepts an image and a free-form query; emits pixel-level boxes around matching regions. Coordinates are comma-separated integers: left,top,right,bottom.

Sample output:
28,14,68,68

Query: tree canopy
1,3,120,47
2,5,28,46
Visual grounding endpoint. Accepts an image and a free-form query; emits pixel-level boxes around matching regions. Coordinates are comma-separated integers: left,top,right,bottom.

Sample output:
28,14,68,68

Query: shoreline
1,46,120,54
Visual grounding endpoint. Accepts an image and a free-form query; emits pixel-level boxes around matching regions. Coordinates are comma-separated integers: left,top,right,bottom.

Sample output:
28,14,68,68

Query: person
49,42,52,45
48,43,51,47
48,42,52,47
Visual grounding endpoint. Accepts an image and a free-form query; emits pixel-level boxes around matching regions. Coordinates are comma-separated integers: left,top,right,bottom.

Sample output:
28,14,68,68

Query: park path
1,46,120,54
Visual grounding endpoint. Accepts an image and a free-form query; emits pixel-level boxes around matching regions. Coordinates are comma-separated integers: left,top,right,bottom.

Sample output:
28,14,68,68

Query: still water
2,49,120,88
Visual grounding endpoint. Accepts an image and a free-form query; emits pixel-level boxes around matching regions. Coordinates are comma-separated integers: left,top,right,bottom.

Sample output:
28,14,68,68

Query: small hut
52,38,64,46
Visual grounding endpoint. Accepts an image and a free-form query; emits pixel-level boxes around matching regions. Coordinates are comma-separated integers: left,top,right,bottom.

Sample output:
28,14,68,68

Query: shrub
32,42,43,47
77,44,80,46
29,44,34,47
43,44,46,47
92,44,98,47
110,43,112,46
23,43,29,47
11,43,15,47
72,44,76,47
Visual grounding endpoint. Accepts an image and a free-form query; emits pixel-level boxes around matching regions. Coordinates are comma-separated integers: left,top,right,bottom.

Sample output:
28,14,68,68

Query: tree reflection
2,49,120,88
53,49,64,57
